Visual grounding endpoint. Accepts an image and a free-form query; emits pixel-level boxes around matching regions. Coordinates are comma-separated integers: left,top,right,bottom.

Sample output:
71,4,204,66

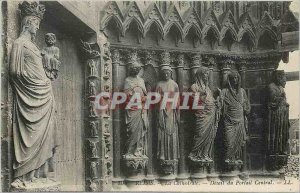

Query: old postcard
1,0,299,192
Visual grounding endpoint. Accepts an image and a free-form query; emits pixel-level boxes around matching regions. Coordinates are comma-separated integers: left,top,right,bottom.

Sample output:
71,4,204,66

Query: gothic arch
164,22,184,42
202,25,220,42
257,29,278,50
257,28,278,42
100,15,123,32
144,19,164,38
220,27,238,43
183,23,202,41
122,16,144,37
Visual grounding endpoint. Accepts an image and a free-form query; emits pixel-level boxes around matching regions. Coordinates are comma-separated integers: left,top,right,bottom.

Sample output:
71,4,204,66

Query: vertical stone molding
81,39,101,191
111,48,123,186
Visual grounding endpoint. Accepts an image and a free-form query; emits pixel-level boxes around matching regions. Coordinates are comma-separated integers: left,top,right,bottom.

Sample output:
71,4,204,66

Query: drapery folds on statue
156,65,180,176
220,71,250,165
10,2,57,186
266,70,289,171
123,62,149,159
188,67,221,163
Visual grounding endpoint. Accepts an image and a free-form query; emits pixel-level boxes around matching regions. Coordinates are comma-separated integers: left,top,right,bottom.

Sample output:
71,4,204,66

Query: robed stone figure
188,67,220,163
123,61,148,159
156,66,180,166
266,70,289,170
220,71,250,165
10,2,57,188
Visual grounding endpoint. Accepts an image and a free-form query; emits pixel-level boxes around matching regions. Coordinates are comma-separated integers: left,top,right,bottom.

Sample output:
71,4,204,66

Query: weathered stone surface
2,1,299,191
11,179,60,192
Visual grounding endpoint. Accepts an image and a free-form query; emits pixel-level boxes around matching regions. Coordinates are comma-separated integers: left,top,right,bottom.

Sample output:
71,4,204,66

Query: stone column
206,57,216,90
176,54,188,180
221,59,233,88
98,35,113,191
144,51,155,182
111,49,123,185
190,54,202,81
238,61,247,89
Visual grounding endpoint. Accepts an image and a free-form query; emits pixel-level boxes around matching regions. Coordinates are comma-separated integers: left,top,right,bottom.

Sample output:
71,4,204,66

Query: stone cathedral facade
1,1,299,192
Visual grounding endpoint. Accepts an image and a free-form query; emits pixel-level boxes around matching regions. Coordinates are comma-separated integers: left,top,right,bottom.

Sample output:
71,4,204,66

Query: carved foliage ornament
161,50,171,65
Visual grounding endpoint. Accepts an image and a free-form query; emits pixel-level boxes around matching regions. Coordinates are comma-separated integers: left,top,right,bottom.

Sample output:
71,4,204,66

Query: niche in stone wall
258,30,277,50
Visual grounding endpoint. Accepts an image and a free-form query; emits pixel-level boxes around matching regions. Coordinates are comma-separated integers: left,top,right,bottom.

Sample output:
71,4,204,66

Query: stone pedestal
190,160,213,181
123,156,148,183
220,160,243,181
158,159,178,181
11,179,60,192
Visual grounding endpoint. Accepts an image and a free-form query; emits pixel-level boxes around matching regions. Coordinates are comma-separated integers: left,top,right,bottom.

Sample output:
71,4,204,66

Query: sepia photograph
1,0,299,192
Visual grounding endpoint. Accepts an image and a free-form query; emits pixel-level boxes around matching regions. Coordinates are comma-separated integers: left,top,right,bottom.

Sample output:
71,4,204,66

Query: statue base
11,178,60,192
190,159,213,180
158,159,178,181
266,155,288,172
123,155,148,180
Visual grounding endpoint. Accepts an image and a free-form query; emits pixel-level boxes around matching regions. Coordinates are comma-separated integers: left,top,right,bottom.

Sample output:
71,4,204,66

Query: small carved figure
90,162,99,179
106,162,112,176
188,67,221,163
89,80,96,96
266,70,289,170
123,61,148,159
156,65,180,172
89,141,99,158
104,134,111,158
89,101,97,117
103,61,110,79
41,33,61,80
88,59,97,77
103,42,111,60
220,71,250,166
90,121,98,137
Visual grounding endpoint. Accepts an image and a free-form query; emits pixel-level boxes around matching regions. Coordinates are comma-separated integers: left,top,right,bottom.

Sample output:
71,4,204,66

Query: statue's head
195,66,210,84
21,16,40,38
227,71,241,89
128,61,141,76
19,1,45,39
274,70,286,88
45,33,56,46
160,65,172,81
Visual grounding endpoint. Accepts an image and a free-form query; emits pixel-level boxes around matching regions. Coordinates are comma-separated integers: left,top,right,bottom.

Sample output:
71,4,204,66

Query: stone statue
90,121,98,137
188,67,221,163
103,42,111,60
220,71,250,167
123,61,148,159
89,141,99,158
156,65,180,175
266,70,289,171
89,101,97,117
89,80,96,96
41,33,60,80
10,1,58,188
89,59,97,77
90,162,99,179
